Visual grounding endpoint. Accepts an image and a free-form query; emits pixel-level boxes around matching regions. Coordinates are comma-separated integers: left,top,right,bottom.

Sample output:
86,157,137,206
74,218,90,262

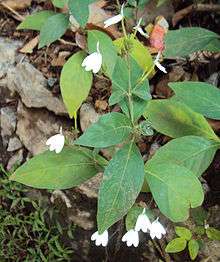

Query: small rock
16,101,70,155
80,103,100,132
78,173,102,199
7,149,23,171
1,106,17,146
6,61,67,115
7,136,22,152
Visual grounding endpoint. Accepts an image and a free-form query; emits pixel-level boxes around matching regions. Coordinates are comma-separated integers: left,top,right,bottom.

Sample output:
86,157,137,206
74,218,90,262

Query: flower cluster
91,208,166,247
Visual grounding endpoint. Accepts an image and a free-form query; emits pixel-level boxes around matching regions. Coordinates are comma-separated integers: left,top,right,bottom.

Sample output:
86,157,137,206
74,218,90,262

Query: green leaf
60,51,93,118
144,100,218,141
175,226,192,241
68,0,96,27
98,142,145,233
126,206,143,231
114,35,153,73
206,227,220,241
165,238,187,253
10,146,103,189
17,11,55,31
205,38,220,52
148,136,219,177
164,27,220,57
87,30,118,77
145,162,204,222
170,81,220,120
188,239,200,260
191,207,208,226
39,13,69,48
51,0,68,8
75,112,132,148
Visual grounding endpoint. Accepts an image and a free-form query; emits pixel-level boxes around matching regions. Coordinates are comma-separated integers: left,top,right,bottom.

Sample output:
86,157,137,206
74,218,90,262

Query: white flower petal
82,52,102,74
46,133,65,154
155,61,167,74
104,14,123,28
135,209,152,233
122,229,139,247
91,230,108,247
149,219,166,240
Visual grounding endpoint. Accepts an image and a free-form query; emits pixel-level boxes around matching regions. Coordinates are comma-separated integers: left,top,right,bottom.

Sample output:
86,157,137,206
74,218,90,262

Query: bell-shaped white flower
154,51,167,73
82,41,102,74
149,218,166,239
91,230,108,247
46,127,65,154
104,3,124,28
122,229,139,247
133,18,149,38
135,208,152,233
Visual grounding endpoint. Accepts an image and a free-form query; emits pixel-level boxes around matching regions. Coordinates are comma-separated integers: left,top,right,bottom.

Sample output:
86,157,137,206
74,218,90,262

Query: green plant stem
127,57,134,125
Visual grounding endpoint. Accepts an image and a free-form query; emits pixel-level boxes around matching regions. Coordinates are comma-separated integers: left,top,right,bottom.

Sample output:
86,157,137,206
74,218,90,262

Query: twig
172,4,220,26
59,38,78,46
0,2,24,21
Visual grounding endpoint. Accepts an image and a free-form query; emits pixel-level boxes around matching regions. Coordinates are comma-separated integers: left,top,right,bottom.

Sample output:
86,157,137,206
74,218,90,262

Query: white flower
135,208,152,233
122,229,139,247
133,18,149,38
104,3,124,28
46,127,65,154
82,41,102,74
149,218,166,239
154,51,167,73
91,230,108,247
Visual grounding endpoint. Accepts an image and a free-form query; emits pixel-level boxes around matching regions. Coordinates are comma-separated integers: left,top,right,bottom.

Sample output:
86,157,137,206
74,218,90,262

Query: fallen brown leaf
0,0,31,10
19,36,39,54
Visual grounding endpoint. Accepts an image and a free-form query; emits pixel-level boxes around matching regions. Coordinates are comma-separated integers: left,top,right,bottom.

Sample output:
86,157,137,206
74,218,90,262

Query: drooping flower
133,18,149,38
104,3,124,28
135,208,152,233
46,127,65,154
149,218,166,239
122,229,139,247
82,41,102,74
91,230,108,247
154,51,167,73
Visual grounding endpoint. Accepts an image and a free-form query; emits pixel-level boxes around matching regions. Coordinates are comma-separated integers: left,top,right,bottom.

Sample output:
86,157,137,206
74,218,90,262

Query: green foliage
175,226,192,241
145,162,204,222
125,206,143,231
75,112,133,148
206,227,220,241
88,30,118,77
60,51,93,119
164,27,220,57
51,0,68,8
147,136,219,177
170,81,220,120
188,239,200,260
68,0,97,27
0,167,74,261
17,11,56,31
165,237,187,253
10,146,104,189
144,99,219,141
39,13,69,48
97,142,145,233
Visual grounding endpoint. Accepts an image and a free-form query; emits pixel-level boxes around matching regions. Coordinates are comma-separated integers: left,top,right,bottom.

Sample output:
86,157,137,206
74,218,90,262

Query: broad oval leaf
206,227,220,241
17,11,55,31
10,146,103,190
149,136,219,177
164,27,219,57
88,30,117,77
60,51,93,118
145,162,204,222
75,112,132,148
165,238,187,253
39,13,69,48
98,142,145,233
188,239,200,260
175,226,192,241
144,100,218,141
170,81,220,120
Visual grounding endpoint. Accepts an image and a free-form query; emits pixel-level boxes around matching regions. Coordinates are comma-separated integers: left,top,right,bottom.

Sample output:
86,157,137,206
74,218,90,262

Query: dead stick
0,2,24,21
172,4,220,27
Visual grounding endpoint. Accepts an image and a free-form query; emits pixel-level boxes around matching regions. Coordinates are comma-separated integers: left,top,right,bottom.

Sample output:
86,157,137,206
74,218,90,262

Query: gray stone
16,101,70,155
0,37,22,78
1,106,17,146
80,103,100,132
7,136,22,152
6,149,23,171
6,61,67,116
